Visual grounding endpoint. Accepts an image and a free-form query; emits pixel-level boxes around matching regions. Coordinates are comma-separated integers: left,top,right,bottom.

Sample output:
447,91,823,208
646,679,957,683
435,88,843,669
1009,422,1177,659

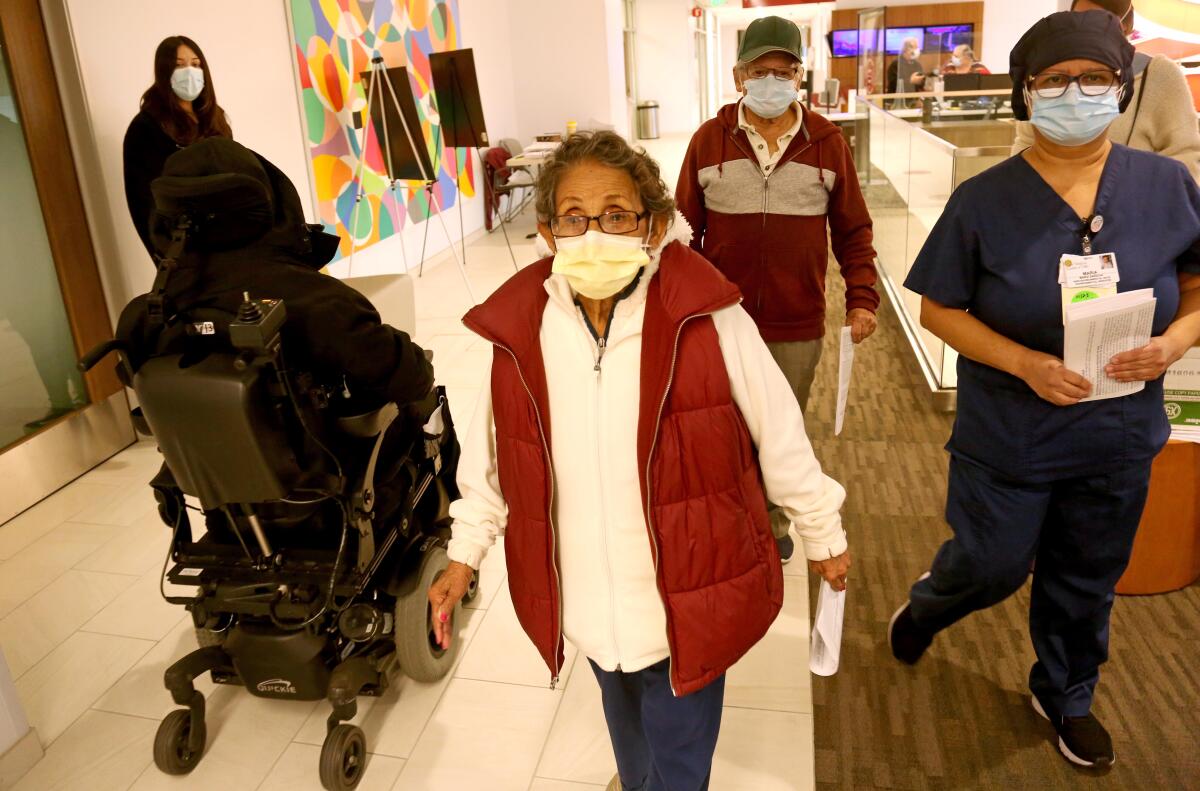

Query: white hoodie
448,214,847,674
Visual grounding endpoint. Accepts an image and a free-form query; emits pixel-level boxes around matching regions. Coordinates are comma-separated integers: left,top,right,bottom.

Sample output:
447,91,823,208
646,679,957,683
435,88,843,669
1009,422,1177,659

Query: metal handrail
863,89,1012,101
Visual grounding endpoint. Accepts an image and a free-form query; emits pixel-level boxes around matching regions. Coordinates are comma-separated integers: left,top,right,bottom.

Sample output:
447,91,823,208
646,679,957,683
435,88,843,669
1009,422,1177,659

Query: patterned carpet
802,270,1200,790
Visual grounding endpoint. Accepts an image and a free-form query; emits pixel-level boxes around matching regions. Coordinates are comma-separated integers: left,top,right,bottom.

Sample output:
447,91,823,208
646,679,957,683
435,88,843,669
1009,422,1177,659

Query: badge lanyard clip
1080,214,1104,255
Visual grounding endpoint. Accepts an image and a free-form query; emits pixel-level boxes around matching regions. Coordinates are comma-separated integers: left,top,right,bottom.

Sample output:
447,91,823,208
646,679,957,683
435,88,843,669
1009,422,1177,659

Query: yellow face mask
551,229,651,300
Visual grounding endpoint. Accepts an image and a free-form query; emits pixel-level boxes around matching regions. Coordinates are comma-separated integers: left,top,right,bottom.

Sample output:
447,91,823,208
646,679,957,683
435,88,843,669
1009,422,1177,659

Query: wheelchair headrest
149,137,340,267
151,138,275,253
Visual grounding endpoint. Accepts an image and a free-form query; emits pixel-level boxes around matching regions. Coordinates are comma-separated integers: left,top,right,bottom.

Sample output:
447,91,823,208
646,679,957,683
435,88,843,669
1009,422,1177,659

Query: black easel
430,49,519,272
350,56,475,302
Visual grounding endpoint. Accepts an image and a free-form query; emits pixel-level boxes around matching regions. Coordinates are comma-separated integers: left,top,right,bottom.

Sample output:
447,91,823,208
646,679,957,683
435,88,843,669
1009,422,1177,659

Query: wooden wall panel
826,3,985,99
0,0,120,400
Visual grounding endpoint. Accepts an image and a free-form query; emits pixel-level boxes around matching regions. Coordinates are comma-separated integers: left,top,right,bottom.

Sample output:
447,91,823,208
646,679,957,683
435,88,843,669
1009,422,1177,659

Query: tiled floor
2,133,818,790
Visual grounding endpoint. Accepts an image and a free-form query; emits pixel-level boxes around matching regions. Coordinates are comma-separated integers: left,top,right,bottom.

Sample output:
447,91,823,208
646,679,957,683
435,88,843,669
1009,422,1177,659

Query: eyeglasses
550,211,646,237
745,66,800,81
1029,70,1120,99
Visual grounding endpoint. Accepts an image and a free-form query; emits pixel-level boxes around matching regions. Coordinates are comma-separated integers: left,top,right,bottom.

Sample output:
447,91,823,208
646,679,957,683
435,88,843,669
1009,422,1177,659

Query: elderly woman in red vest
427,131,850,791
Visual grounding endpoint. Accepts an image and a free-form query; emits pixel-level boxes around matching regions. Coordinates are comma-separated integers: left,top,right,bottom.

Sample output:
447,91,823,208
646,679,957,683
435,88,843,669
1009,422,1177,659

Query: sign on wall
289,0,476,260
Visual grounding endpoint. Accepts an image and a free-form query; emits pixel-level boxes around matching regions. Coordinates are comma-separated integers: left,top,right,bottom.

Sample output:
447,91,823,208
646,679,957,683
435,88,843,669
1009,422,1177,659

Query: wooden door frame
0,0,120,401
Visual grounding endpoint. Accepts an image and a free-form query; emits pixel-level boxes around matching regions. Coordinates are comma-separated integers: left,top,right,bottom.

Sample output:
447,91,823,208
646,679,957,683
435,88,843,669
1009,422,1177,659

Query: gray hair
534,130,675,223
903,36,921,51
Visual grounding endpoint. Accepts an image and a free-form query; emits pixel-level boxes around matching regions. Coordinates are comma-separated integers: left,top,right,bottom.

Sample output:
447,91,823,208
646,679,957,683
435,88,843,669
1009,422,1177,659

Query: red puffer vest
462,241,783,696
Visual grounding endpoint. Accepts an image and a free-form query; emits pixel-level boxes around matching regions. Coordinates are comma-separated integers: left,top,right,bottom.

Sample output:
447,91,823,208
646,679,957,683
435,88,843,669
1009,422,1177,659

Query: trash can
636,101,660,140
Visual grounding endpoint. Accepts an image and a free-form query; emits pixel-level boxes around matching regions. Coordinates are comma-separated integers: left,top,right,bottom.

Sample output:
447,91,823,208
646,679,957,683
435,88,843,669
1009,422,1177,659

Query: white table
505,152,552,168
505,140,560,169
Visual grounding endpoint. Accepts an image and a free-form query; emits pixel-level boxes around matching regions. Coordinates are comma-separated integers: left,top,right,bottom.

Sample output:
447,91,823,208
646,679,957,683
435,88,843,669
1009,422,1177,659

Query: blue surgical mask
171,66,204,102
1029,84,1120,147
743,76,797,119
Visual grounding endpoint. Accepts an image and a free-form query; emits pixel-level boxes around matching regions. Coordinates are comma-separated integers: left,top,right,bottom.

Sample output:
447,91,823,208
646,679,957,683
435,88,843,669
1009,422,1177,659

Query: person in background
428,131,850,791
943,44,990,75
675,15,878,565
1012,0,1200,181
890,11,1200,769
887,36,927,106
124,35,232,259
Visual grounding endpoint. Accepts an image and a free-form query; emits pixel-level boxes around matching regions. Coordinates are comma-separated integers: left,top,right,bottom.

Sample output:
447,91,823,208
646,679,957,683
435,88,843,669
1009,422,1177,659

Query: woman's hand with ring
427,560,474,649
809,550,851,592
1106,336,1184,382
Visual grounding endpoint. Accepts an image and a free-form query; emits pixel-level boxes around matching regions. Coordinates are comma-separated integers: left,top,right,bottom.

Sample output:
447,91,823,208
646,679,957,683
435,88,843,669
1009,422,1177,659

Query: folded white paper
835,326,855,436
809,580,846,676
1063,288,1156,403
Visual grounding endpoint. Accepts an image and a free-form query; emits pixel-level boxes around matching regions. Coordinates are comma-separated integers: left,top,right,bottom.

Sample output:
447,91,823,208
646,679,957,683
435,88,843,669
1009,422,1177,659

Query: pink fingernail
439,612,448,623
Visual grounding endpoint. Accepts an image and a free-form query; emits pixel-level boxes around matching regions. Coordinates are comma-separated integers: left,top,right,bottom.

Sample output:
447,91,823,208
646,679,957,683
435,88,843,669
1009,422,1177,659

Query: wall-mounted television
924,24,975,53
830,24,976,60
884,27,925,55
831,29,859,58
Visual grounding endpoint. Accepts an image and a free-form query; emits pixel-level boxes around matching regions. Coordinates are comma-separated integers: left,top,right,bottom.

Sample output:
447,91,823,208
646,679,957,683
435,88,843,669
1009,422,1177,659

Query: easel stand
447,67,518,272
349,56,476,304
430,48,519,273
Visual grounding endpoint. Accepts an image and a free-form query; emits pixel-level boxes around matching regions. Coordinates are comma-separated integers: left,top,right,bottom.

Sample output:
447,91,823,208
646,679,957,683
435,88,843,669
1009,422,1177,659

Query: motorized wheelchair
80,149,472,791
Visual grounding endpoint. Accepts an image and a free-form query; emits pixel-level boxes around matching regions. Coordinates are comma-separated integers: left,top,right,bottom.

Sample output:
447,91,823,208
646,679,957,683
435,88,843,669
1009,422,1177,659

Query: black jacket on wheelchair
116,134,433,411
86,138,470,791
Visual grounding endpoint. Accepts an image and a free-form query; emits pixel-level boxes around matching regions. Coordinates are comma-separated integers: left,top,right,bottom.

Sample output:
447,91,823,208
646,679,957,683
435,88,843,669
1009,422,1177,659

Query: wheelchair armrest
79,339,126,372
337,403,399,438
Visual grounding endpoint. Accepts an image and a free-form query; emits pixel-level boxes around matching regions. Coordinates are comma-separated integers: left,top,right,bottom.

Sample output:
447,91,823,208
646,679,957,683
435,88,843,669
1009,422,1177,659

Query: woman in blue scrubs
888,11,1200,769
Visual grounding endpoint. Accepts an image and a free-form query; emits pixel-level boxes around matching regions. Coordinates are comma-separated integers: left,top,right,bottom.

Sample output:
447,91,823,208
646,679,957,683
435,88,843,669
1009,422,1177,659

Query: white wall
41,0,550,307
634,0,701,135
46,0,312,322
460,0,519,146
505,0,631,142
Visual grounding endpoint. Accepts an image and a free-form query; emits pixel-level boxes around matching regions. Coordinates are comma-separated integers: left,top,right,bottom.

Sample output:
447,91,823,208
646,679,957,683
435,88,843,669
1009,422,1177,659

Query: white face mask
551,221,653,300
171,66,204,102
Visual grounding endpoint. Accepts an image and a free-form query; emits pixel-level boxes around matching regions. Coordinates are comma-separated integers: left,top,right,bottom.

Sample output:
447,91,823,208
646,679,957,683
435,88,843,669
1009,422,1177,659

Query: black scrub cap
1009,10,1134,121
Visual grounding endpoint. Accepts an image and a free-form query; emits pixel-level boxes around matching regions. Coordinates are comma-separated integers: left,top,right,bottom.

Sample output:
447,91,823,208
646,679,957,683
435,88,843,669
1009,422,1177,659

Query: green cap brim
738,45,803,65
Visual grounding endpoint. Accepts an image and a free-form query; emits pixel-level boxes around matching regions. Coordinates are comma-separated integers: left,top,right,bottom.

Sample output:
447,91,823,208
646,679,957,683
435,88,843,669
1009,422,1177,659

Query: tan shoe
606,775,622,791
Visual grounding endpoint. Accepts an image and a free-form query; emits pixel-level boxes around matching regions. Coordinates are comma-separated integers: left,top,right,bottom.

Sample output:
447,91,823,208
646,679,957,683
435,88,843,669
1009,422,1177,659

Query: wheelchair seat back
135,352,306,512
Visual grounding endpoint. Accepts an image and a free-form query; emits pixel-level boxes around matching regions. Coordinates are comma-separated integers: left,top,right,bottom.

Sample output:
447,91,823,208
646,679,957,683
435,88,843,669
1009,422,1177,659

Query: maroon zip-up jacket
462,244,783,696
676,102,880,342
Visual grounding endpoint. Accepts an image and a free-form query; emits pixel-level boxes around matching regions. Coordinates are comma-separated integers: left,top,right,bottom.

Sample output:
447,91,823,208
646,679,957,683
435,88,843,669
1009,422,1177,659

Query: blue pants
910,457,1151,718
590,659,724,791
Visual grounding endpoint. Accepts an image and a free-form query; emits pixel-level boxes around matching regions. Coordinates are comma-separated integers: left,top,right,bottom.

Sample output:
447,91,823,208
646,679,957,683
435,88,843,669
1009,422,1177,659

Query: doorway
0,0,133,525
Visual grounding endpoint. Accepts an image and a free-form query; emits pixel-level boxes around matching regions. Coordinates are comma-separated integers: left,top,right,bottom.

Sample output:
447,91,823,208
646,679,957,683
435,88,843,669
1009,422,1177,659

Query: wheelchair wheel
153,709,205,775
462,570,481,604
319,724,366,791
395,545,460,682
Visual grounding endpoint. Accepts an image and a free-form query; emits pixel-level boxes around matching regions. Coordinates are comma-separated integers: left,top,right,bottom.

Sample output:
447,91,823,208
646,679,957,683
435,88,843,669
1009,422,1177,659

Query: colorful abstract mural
290,0,476,259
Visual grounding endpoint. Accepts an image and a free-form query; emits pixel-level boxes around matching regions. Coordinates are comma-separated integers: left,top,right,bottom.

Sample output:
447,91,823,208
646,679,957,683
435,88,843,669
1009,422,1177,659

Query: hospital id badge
1058,253,1120,288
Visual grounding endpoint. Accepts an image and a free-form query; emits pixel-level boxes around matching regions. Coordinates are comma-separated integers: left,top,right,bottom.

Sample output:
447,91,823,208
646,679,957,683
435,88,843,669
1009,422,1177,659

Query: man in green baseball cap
676,14,879,568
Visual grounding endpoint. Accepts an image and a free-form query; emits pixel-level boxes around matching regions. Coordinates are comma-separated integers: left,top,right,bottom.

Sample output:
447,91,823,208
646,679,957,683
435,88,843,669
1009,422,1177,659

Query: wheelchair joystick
230,292,286,358
236,291,263,322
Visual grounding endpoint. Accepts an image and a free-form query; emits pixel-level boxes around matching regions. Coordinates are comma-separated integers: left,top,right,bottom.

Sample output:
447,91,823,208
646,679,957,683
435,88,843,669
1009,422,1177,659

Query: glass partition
862,91,1013,400
0,25,88,450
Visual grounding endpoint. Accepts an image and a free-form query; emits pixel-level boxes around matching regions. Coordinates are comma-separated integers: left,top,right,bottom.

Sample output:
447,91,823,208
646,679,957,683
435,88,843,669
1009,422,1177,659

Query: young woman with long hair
123,35,232,257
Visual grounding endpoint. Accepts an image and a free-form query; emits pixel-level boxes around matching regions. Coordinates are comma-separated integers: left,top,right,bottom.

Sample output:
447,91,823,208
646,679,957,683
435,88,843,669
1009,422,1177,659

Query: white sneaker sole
887,602,908,647
1030,696,1115,768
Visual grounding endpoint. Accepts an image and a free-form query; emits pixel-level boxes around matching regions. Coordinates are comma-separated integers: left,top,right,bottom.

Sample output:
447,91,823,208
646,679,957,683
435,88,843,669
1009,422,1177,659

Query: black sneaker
887,601,933,664
776,534,795,565
1032,696,1116,768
